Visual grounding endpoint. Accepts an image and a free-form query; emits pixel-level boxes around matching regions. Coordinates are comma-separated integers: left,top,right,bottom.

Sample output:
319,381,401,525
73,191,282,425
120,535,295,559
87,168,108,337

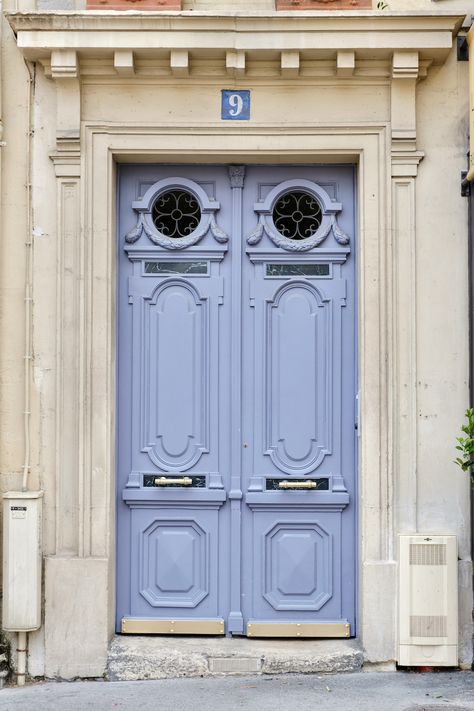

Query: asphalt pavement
1,671,474,711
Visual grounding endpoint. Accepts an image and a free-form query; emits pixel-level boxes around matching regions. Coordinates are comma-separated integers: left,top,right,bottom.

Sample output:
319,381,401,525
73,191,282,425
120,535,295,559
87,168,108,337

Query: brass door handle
154,476,193,487
278,480,317,490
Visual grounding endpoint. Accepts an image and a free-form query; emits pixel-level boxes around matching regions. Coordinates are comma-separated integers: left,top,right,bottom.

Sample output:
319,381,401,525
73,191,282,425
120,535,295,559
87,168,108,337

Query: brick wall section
276,0,372,8
85,0,373,10
87,0,181,10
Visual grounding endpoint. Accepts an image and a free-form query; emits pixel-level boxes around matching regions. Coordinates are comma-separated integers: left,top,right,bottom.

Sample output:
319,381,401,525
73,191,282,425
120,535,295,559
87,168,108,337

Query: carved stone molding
392,175,418,534
53,172,82,556
337,51,355,77
226,50,245,77
50,150,80,178
8,13,463,80
114,50,135,76
391,150,425,178
280,51,300,78
170,50,189,77
391,51,420,152
51,49,78,79
229,165,245,189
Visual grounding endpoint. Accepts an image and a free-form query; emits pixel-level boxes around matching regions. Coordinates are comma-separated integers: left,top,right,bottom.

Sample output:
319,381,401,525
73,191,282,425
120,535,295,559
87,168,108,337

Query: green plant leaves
454,409,474,485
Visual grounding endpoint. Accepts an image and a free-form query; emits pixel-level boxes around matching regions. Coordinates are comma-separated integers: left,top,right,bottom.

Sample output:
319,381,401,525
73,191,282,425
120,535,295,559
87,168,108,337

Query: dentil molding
8,12,464,74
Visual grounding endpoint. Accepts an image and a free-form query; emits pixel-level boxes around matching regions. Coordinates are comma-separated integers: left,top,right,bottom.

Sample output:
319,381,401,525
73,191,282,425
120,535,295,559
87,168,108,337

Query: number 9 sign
221,90,251,121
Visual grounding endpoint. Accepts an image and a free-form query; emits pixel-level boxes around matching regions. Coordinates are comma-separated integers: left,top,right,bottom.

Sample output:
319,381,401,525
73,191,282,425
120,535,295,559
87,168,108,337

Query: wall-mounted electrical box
399,534,458,667
2,491,43,631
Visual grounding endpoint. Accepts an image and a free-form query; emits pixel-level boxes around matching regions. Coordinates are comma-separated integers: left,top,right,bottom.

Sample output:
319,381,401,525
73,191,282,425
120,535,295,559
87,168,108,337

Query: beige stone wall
0,9,29,497
0,5,472,678
415,48,472,663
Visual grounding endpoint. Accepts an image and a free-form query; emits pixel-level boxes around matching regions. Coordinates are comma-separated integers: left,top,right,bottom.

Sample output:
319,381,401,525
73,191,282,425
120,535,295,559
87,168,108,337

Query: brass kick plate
121,618,225,635
246,622,350,638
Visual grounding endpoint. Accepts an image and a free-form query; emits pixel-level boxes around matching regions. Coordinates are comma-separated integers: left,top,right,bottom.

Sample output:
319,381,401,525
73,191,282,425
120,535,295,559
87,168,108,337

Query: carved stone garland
246,178,349,252
125,176,229,250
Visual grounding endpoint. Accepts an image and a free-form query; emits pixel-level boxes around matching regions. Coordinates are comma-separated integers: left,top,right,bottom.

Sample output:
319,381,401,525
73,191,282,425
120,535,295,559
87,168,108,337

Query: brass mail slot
121,618,225,635
278,480,317,490
154,476,193,487
247,621,350,638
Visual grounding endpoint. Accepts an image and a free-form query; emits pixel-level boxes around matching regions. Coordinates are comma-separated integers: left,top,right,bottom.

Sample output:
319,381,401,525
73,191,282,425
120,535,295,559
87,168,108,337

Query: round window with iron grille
152,190,201,238
272,191,322,241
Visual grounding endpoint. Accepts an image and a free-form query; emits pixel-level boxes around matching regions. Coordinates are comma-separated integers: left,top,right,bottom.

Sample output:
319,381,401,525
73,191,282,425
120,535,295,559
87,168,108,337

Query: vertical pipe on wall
21,60,35,493
469,184,474,566
466,23,474,667
17,58,35,685
16,632,27,686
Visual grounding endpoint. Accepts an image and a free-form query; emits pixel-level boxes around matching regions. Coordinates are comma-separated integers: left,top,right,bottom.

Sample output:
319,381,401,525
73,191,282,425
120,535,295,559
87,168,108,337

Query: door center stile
228,165,246,635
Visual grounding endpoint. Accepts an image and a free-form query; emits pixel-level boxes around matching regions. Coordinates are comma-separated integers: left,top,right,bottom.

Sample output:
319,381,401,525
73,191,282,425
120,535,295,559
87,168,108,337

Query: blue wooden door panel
129,506,222,617
117,165,232,628
247,509,344,618
241,166,356,632
117,164,356,635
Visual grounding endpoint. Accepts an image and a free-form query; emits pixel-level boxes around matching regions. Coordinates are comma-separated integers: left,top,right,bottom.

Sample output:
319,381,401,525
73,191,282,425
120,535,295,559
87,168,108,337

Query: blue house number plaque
221,90,250,121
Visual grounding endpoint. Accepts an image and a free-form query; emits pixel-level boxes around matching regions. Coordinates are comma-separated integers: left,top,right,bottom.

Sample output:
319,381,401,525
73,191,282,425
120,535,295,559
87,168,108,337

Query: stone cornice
7,11,465,66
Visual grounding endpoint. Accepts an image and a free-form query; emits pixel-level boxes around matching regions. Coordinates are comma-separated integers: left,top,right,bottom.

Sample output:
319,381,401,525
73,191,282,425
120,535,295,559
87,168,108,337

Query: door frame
80,124,396,658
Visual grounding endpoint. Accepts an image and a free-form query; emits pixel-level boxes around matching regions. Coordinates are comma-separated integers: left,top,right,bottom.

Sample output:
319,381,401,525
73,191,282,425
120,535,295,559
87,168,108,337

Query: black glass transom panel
266,263,330,277
152,190,201,238
272,191,322,240
144,261,208,275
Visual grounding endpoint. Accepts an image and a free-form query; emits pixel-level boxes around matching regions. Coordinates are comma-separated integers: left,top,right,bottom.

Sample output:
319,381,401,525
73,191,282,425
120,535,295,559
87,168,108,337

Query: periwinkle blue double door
117,164,356,637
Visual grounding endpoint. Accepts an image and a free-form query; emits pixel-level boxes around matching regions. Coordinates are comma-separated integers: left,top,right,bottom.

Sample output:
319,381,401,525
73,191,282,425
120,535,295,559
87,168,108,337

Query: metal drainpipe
16,58,36,687
464,21,474,667
16,633,27,687
467,178,474,673
469,184,474,586
21,59,34,494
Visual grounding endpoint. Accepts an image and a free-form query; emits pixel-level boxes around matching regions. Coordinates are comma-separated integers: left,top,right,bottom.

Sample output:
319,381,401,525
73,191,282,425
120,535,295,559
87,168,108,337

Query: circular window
272,191,322,241
152,190,201,238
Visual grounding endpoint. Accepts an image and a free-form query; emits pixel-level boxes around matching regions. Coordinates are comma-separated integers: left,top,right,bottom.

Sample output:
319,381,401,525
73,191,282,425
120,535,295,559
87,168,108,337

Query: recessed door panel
142,280,209,470
129,507,219,617
117,164,356,636
263,281,332,473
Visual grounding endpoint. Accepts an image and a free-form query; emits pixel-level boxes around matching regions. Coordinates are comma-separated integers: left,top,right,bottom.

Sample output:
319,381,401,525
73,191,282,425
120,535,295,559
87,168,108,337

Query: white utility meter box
398,534,457,667
2,491,43,631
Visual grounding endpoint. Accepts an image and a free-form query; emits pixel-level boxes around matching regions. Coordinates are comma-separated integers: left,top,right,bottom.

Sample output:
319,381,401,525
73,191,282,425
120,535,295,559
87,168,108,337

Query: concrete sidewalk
1,671,474,711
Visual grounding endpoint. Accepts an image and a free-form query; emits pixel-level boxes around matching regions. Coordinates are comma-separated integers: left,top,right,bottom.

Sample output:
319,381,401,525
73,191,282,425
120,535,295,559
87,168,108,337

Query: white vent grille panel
398,534,458,667
409,543,446,566
410,615,448,638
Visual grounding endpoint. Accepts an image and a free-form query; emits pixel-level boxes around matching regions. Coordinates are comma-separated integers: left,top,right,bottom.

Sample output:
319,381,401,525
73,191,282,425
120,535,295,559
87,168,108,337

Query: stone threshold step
107,635,363,681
